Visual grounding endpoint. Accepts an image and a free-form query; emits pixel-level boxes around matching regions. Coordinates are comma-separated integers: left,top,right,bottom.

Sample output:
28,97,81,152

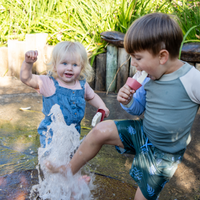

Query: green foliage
171,0,200,58
115,0,170,33
0,0,200,60
172,0,200,42
0,0,120,61
179,24,200,59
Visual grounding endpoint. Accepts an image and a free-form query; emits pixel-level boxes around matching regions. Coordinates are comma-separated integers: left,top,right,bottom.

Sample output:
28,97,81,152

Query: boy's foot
80,175,91,184
45,161,63,173
45,161,91,184
46,161,91,199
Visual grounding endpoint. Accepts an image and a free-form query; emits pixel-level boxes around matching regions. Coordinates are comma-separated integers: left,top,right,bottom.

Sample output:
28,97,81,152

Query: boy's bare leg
47,120,148,199
70,120,147,200
46,120,124,175
70,120,124,174
134,187,147,200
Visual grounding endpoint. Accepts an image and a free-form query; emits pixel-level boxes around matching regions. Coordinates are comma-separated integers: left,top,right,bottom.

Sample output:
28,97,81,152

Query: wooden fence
0,33,200,93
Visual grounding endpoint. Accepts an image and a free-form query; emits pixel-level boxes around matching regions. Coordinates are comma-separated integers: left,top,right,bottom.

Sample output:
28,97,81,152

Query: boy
47,13,200,199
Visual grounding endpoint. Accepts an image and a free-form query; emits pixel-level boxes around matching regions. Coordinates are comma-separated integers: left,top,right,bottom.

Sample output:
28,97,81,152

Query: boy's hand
25,50,38,64
117,84,135,105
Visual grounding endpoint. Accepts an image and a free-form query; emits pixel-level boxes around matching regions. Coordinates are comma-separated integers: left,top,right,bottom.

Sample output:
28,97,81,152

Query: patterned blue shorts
114,119,185,200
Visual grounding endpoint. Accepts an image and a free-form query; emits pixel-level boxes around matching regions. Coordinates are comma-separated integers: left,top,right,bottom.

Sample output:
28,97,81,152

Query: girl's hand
25,50,38,64
87,93,110,118
101,106,110,118
20,50,39,89
117,84,135,105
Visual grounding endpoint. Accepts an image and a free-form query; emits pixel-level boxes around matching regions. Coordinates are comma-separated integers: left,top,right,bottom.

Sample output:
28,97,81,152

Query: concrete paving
0,76,200,199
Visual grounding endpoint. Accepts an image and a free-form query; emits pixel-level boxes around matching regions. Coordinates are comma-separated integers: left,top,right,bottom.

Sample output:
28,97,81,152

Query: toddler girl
20,41,109,147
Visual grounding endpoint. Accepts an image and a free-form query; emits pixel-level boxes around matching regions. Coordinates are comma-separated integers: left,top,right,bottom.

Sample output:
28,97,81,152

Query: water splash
30,104,94,200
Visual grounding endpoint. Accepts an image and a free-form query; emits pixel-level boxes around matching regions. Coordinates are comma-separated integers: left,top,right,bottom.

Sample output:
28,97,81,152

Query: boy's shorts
114,119,185,200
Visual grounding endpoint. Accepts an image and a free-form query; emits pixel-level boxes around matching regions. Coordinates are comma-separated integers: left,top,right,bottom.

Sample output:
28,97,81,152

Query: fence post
8,40,26,78
0,47,8,76
25,33,48,74
95,53,106,91
106,44,118,92
116,48,130,92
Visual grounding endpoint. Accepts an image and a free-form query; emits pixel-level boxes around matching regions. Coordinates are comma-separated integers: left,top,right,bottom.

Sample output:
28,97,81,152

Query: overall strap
50,76,59,88
79,79,86,90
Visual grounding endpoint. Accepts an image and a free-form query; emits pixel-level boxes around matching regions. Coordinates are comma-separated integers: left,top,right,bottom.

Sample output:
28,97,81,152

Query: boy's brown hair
124,13,183,59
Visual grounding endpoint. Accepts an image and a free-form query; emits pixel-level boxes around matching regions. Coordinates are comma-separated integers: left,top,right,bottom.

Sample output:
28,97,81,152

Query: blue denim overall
38,77,86,147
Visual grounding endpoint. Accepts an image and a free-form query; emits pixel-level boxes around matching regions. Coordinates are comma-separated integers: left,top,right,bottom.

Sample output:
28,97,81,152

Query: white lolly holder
91,109,105,127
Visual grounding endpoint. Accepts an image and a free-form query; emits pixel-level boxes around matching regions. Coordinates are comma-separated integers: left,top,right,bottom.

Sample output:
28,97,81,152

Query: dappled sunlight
0,176,6,187
1,162,15,176
14,191,26,200
12,138,33,153
0,127,39,177
81,115,93,127
0,76,200,200
175,163,196,190
124,158,132,170
0,77,16,88
0,170,38,200
0,76,36,95
20,175,28,187
160,109,200,199
7,191,27,200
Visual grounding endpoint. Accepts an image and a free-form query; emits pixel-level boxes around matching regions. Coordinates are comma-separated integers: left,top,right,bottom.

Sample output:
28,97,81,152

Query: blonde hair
46,41,94,82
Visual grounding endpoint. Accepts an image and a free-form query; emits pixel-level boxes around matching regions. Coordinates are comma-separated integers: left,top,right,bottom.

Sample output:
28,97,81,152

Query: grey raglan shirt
121,62,200,153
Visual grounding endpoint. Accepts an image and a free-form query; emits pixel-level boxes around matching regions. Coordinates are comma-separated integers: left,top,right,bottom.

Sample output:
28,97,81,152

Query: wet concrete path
0,76,200,199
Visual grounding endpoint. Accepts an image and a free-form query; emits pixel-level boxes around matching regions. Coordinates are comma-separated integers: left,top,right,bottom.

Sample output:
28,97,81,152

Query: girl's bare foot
70,175,91,199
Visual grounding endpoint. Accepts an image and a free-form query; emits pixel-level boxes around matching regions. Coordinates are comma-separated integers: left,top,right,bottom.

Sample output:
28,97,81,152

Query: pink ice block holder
126,77,142,91
97,109,105,121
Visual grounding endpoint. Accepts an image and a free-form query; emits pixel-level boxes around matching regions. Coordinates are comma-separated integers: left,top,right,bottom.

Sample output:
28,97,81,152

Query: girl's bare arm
20,50,39,89
87,93,110,117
